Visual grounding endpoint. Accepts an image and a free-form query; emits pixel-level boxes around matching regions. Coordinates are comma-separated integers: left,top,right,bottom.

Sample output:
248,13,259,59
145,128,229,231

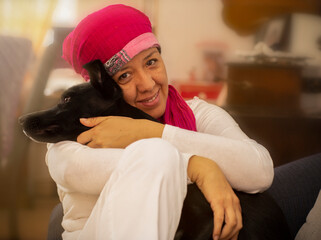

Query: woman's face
112,47,168,119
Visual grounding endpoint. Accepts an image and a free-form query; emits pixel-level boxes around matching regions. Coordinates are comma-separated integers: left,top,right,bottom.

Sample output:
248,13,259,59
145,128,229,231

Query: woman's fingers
79,116,108,127
211,190,241,240
234,203,243,238
77,116,124,148
213,204,242,240
220,207,238,239
77,129,93,145
219,196,242,240
213,207,224,240
77,117,109,146
230,232,239,240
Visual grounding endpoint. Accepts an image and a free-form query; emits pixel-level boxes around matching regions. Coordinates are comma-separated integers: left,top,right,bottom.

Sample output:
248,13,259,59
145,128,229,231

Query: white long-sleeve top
46,97,274,238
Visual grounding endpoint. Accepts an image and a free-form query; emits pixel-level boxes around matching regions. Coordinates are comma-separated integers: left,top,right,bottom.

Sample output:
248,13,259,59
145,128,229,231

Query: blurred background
0,0,321,239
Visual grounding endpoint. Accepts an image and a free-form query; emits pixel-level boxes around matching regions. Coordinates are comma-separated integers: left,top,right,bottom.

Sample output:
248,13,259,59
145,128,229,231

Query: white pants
78,138,188,240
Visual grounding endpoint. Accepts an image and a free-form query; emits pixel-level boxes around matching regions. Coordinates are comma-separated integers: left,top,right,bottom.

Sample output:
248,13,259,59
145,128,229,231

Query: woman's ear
83,60,122,99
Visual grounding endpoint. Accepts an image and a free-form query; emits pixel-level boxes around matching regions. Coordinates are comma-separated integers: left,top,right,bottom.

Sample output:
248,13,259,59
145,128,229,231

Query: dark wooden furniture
221,0,321,35
219,0,321,166
224,62,321,166
226,62,303,112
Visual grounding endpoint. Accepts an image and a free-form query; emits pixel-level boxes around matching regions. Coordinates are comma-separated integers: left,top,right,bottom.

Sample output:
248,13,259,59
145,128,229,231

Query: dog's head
19,60,124,143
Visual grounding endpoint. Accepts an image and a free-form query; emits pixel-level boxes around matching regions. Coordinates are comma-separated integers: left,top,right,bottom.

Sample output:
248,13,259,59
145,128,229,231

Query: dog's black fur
19,60,291,240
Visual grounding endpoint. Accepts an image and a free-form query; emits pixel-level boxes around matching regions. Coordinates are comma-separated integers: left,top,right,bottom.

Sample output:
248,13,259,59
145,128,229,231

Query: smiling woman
43,4,290,240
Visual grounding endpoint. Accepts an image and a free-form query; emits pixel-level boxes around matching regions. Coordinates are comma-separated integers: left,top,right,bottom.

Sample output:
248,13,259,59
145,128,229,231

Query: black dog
19,60,291,240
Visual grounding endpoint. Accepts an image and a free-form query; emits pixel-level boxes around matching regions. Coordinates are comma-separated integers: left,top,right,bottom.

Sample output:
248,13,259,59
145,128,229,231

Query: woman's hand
77,116,164,148
188,156,242,240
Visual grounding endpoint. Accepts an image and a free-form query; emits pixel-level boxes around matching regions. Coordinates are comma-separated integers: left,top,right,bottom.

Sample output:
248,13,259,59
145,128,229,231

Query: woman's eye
117,72,131,84
146,59,157,66
119,73,129,79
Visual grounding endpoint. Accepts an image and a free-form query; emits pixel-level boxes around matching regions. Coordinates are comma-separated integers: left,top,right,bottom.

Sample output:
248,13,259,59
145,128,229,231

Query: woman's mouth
138,90,160,107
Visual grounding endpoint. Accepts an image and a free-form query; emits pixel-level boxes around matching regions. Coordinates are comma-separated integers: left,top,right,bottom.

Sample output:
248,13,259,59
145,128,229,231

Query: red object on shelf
177,82,223,100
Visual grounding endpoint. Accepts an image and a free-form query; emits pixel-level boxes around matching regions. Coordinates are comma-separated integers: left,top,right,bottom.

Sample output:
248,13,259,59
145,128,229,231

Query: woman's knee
121,138,185,177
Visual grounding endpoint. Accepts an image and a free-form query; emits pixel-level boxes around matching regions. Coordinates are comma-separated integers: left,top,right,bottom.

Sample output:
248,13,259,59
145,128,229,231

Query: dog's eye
64,97,71,103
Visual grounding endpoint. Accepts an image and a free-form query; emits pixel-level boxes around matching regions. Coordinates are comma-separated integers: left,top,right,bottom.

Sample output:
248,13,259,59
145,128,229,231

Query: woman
46,4,274,240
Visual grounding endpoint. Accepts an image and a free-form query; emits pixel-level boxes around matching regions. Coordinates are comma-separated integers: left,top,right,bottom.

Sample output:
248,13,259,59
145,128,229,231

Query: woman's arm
46,141,123,194
163,98,274,193
76,98,273,193
77,117,164,148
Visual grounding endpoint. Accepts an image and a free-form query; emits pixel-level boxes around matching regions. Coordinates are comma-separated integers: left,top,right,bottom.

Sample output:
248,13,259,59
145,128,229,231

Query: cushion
295,190,321,240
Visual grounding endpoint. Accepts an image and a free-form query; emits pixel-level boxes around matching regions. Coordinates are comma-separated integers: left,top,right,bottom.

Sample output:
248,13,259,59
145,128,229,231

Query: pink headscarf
62,4,197,131
62,4,158,80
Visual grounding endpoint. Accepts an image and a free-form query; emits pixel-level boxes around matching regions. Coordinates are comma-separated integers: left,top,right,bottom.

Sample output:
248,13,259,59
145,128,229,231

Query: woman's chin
145,105,166,120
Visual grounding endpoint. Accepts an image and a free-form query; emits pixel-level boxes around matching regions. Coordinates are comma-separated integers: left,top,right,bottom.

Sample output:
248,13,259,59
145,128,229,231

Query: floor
0,196,60,240
0,139,60,240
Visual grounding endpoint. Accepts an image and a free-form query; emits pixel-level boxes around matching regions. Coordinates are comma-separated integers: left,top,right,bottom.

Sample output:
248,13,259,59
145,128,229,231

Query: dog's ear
83,60,122,99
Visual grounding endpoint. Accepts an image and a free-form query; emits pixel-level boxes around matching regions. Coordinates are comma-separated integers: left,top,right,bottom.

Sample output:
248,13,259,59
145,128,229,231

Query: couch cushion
295,190,321,240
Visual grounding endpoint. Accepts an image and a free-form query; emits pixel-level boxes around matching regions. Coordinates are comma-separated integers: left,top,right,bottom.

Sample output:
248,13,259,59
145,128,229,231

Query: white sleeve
46,141,123,195
162,98,274,193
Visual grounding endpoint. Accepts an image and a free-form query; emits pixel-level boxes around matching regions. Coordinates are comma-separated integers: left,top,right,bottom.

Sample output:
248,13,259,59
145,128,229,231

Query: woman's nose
136,70,155,92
